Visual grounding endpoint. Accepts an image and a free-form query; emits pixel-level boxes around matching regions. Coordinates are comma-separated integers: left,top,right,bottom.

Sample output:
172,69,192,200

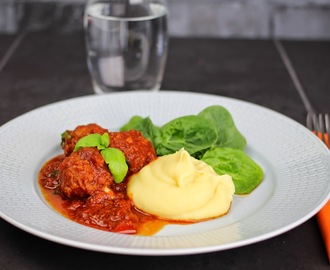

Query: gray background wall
1,0,330,40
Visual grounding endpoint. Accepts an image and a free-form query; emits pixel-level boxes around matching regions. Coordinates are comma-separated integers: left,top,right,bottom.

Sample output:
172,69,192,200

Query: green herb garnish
61,131,72,147
101,148,128,184
73,133,128,183
74,133,110,151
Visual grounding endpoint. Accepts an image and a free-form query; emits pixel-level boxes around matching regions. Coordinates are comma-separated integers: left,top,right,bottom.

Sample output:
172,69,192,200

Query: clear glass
84,0,169,94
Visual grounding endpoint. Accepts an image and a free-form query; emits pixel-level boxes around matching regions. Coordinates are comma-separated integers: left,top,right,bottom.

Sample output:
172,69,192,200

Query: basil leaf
101,147,128,184
100,132,110,150
61,131,71,140
61,131,71,147
74,133,110,151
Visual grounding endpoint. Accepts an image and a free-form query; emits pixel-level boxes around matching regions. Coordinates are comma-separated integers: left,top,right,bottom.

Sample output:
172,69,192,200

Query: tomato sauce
38,124,186,235
39,155,175,235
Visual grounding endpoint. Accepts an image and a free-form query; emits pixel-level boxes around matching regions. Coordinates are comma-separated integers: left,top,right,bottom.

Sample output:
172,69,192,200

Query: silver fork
306,112,330,147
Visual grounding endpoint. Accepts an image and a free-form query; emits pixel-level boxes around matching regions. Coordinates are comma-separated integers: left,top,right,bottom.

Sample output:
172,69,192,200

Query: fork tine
306,112,313,131
307,112,330,148
312,113,319,132
318,113,326,142
326,113,330,146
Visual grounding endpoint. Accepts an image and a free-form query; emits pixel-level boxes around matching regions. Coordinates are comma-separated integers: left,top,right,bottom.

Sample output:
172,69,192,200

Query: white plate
0,91,329,256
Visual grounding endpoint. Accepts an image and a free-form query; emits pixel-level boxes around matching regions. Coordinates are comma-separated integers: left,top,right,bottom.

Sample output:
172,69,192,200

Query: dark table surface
0,32,329,269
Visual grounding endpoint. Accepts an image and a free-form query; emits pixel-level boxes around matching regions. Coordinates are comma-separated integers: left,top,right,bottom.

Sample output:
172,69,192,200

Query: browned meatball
58,147,113,198
71,190,139,233
109,130,157,175
61,123,109,156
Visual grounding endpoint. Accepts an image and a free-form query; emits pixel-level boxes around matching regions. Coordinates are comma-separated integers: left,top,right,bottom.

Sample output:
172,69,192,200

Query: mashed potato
127,148,235,221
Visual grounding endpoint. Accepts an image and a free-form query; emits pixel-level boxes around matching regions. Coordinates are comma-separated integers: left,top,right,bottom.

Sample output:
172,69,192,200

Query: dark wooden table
0,32,329,269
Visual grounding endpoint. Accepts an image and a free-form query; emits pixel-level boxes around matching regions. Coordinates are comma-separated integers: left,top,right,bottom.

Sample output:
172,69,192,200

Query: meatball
58,147,113,198
109,130,157,175
71,190,139,233
61,123,109,156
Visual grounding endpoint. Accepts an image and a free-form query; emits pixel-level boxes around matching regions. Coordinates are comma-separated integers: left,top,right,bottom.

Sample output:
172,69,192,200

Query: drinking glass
84,0,169,94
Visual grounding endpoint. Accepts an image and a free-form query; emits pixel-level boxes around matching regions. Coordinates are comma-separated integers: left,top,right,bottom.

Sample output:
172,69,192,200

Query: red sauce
39,155,182,235
38,124,190,235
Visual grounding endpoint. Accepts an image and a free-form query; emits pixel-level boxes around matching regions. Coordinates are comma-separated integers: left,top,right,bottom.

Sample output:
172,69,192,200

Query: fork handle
314,131,330,261
314,131,330,148
317,202,330,261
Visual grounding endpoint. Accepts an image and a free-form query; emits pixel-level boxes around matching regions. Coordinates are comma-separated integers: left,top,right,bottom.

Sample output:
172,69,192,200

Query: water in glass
84,1,168,93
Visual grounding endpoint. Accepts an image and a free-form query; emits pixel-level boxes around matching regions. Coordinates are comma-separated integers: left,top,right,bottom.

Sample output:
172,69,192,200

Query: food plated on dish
38,105,263,235
1,91,329,255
